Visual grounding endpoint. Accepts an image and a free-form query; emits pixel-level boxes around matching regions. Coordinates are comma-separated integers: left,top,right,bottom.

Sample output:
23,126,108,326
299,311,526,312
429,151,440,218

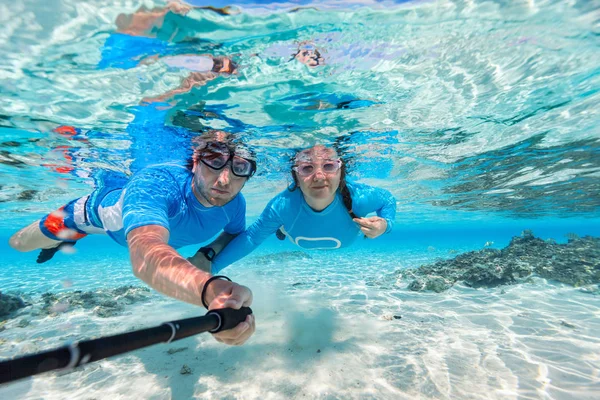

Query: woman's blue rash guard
88,164,246,248
212,181,396,272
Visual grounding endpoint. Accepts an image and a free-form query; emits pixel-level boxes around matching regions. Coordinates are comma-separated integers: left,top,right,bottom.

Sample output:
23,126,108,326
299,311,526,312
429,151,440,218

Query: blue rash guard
54,164,246,249
98,34,171,70
98,33,214,71
212,181,396,272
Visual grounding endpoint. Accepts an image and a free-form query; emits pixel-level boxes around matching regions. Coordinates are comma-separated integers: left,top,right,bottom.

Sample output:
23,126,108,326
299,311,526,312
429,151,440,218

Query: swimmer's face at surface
294,145,342,201
294,44,324,67
212,57,238,74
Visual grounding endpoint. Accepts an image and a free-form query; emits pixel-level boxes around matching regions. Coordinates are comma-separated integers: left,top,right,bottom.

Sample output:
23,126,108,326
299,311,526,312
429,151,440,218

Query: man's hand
353,216,388,239
127,226,252,345
205,280,255,345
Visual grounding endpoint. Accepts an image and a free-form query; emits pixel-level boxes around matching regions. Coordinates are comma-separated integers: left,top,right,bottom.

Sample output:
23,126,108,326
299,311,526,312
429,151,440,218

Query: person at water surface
100,1,238,103
142,38,324,102
114,1,236,39
140,53,237,103
8,131,256,346
188,145,396,273
115,1,322,67
105,2,325,104
292,42,325,67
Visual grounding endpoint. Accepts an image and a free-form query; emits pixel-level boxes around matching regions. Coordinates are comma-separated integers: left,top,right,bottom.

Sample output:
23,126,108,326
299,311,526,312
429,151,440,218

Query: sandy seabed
1,249,599,400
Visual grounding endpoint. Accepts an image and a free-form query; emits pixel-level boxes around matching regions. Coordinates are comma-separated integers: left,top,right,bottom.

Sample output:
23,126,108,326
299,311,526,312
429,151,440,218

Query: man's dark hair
186,130,256,177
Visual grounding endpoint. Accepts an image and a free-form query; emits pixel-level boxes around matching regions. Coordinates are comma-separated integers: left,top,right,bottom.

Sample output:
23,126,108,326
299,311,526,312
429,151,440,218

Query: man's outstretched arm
127,225,254,345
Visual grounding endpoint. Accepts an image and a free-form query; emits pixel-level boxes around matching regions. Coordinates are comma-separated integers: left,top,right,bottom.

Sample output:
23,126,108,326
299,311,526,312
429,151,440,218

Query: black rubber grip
207,307,253,333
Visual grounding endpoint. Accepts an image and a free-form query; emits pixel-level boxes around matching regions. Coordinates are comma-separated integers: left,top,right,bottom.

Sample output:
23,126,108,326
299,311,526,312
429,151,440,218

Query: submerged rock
0,141,21,147
1,286,154,325
578,285,600,295
36,286,152,318
180,364,192,375
167,347,188,355
425,276,452,292
17,319,30,328
0,292,29,320
398,231,600,292
560,320,576,329
17,189,38,201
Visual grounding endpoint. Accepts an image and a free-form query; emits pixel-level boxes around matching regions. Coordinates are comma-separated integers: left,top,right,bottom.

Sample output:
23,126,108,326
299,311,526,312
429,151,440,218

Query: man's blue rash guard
89,164,246,248
212,181,396,272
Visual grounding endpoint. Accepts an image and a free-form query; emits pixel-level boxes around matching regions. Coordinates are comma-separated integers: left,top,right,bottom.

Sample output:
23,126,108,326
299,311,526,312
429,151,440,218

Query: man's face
191,141,253,207
193,160,247,207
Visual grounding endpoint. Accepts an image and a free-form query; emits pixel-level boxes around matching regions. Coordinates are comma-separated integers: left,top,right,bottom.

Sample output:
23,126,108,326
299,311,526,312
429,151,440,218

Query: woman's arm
187,231,238,272
211,197,285,272
351,183,397,238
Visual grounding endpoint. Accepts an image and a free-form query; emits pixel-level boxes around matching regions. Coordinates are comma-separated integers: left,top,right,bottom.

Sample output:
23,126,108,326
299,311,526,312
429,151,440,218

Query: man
9,131,255,345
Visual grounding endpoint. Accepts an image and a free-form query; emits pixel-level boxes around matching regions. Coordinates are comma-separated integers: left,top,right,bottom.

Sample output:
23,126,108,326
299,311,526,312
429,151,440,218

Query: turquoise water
1,0,599,399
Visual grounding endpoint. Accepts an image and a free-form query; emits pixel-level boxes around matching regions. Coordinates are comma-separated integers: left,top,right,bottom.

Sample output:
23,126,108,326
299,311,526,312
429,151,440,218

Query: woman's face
294,146,342,203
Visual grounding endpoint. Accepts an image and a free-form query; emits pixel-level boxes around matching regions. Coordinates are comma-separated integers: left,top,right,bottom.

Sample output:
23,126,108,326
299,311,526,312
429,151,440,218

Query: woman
209,145,396,272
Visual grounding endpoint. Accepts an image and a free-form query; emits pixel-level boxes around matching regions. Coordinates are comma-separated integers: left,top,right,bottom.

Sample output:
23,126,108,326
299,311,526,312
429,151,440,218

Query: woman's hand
353,216,388,239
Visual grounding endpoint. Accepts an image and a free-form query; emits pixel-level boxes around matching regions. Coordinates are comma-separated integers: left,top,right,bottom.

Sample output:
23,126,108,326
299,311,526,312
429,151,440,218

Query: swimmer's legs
9,220,62,252
9,197,91,263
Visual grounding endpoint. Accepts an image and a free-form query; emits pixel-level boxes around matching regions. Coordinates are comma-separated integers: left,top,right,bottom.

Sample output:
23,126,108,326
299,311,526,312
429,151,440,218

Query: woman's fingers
353,218,373,228
354,217,384,227
360,226,375,238
357,218,386,239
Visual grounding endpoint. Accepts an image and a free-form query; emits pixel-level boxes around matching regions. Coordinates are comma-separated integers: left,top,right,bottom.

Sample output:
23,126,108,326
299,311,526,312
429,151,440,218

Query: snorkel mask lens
231,156,255,176
294,159,341,177
321,160,340,173
296,164,314,176
200,142,256,177
200,142,230,168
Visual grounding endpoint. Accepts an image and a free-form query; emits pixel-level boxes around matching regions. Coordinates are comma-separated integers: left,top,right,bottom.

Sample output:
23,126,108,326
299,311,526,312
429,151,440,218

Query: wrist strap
201,275,232,309
199,247,216,261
